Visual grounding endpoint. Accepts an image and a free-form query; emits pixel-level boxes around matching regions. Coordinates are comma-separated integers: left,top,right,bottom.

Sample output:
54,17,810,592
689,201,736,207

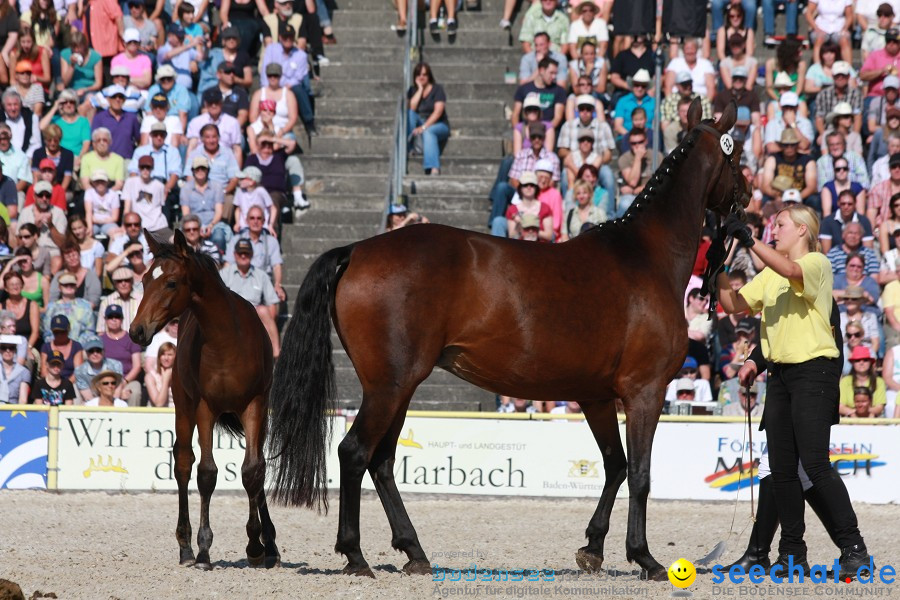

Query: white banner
56,409,345,492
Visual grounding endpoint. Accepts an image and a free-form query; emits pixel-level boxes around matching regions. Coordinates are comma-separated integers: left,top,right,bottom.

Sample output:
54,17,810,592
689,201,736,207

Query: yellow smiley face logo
668,558,697,588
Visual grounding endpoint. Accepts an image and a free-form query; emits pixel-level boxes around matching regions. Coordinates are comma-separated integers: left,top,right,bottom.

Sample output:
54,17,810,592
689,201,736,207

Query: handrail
379,0,422,234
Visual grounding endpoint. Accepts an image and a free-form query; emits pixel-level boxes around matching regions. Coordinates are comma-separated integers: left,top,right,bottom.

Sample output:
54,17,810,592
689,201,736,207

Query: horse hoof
266,555,281,569
179,558,195,567
194,562,213,571
642,566,668,581
575,547,604,573
248,552,265,568
342,564,376,578
403,559,432,575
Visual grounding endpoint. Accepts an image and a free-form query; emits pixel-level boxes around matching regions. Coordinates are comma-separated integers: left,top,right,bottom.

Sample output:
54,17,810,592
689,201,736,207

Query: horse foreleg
624,392,666,581
174,406,196,566
194,402,218,571
576,399,627,574
368,414,429,575
241,397,268,567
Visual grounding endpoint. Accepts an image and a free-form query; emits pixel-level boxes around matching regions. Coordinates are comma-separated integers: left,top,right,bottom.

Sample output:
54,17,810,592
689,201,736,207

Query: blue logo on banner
0,410,49,489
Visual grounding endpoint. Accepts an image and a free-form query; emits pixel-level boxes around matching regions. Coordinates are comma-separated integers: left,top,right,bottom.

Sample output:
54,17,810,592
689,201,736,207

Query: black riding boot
726,476,778,571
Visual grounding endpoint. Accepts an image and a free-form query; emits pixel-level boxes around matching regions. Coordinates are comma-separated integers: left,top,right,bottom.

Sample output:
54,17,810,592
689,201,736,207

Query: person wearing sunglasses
820,189,874,254
85,370,128,407
820,157,866,217
16,174,68,260
0,333,30,404
105,212,152,266
143,64,191,131
74,337,129,404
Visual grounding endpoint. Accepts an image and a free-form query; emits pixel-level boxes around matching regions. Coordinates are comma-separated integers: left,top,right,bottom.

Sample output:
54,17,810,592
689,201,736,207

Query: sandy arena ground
2,491,899,599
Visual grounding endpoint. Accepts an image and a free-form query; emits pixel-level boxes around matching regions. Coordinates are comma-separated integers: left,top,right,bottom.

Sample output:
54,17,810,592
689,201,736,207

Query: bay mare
268,99,748,580
130,230,280,570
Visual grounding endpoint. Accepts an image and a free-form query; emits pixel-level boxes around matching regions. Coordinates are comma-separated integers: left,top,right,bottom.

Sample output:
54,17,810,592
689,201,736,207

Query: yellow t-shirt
882,280,900,313
738,252,839,364
838,376,887,408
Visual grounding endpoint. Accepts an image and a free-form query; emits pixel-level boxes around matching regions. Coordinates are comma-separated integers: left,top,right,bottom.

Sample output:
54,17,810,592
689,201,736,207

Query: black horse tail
216,413,244,438
268,243,354,511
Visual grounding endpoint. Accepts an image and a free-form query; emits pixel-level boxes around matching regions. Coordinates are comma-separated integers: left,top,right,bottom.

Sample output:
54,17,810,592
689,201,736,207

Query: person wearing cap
261,25,317,139
138,94,184,151
612,68,655,142
84,168,123,239
9,61,45,118
122,155,170,235
838,345,886,417
715,61,759,122
493,171,553,241
143,64,192,129
562,125,608,194
220,238,282,357
513,93,556,155
558,95,614,181
664,357,714,403
180,156,230,252
186,87,243,163
816,131,869,195
99,300,143,379
518,0,570,55
763,92,814,154
90,85,141,160
60,31,103,101
24,171,65,214
664,39,716,99
233,167,277,234
0,333,30,404
29,349,77,405
867,76,900,138
79,127,126,192
820,188,874,253
263,0,309,51
74,337,128,404
512,56,567,128
49,241,103,308
16,170,68,254
183,125,240,213
248,64,300,153
384,203,428,231
519,32,569,88
224,205,284,294
609,33,654,97
815,61,863,138
1,89,41,159
111,29,154,91
206,61,250,126
722,382,764,417
39,89,92,161
40,312,86,377
197,26,253,92
131,118,184,203
158,23,204,92
860,27,900,98
42,274,96,348
659,68,713,147
123,0,159,54
822,103,863,156
566,2,609,60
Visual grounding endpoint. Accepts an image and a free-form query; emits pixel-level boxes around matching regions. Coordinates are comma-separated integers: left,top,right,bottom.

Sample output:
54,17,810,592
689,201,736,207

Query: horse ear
144,228,162,254
686,97,703,131
718,100,738,133
173,228,190,256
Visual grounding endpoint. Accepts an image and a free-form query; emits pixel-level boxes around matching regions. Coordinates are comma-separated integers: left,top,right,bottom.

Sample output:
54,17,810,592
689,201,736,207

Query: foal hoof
403,559,432,576
248,552,265,568
575,547,604,574
342,564,376,578
194,561,213,571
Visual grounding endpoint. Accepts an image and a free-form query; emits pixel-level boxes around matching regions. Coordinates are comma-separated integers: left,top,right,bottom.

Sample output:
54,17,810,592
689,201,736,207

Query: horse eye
165,280,177,289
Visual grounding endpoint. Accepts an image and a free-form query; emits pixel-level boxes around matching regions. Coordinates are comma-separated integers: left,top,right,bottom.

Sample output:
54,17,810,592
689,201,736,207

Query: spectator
385,203,428,231
232,167,276,235
517,213,544,242
84,169,122,238
870,107,900,169
860,3,893,59
95,267,142,334
220,238,281,357
497,397,536,413
17,181,66,259
248,72,299,150
262,0,307,52
74,337,129,404
207,61,250,127
140,94,184,149
835,255,881,309
564,75,604,123
68,215,104,277
496,172,553,241
157,23,203,91
201,26,253,90
817,131,869,193
764,92,814,154
187,87,243,163
714,65,759,126
31,129,74,193
867,76,900,138
130,121,183,210
489,121,560,226
60,31,103,103
558,94,615,199
29,350,76,405
882,337,900,412
48,243,102,309
184,124,239,220
722,36,759,95
613,69,654,150
839,346,886,416
89,67,147,119
1,312,30,368
660,74,712,152
665,357,714,402
860,28,900,100
664,39,716,99
867,152,900,225
407,62,450,177
224,205,285,298
806,0,853,63
0,334,30,404
821,102,863,156
90,0,125,73
815,61,862,138
13,21,50,94
143,64,191,131
715,5,756,58
91,85,141,161
41,89,91,162
122,156,170,235
4,243,49,306
24,177,64,216
519,32,568,88
560,179,606,242
821,190,874,253
180,156,230,253
1,89,40,158
617,127,664,217
79,127,125,191
9,60,44,118
181,214,222,264
871,132,900,186
428,0,457,37
535,159,563,236
764,39,807,114
146,341,175,407
562,126,605,191
821,158,867,216
0,271,40,353
519,0,569,54
261,27,316,139
827,223,881,274
609,33,654,100
85,370,128,407
804,41,852,112
512,57,566,128
881,196,900,259
39,313,85,378
112,29,153,90
0,122,31,196
244,129,307,213
123,0,159,55
567,2,608,59
98,303,143,387
722,382,764,417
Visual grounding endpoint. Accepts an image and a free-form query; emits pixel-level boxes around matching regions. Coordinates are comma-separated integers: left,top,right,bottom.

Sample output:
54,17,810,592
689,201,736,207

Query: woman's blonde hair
778,204,820,252
572,179,593,199
157,342,176,374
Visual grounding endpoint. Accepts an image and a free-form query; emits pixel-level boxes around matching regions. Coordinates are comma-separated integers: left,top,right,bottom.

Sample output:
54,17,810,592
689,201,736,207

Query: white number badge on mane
720,133,734,156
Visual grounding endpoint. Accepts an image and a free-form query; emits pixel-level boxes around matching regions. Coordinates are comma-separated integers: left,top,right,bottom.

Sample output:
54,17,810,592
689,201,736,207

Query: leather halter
693,122,746,216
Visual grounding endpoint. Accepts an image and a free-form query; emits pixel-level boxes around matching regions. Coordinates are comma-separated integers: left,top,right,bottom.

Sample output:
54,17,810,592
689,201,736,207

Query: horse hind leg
194,402,219,571
368,413,429,575
257,493,281,568
240,398,270,567
623,390,667,581
173,405,197,566
576,399,627,575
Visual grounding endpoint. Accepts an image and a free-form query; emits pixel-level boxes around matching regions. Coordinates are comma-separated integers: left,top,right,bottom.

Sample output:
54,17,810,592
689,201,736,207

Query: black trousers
765,358,863,554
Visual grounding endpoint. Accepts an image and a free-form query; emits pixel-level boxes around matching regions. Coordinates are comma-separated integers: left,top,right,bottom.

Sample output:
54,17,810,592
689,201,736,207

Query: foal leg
240,398,267,567
173,404,197,566
194,402,219,571
576,399,627,574
623,390,666,581
368,411,429,575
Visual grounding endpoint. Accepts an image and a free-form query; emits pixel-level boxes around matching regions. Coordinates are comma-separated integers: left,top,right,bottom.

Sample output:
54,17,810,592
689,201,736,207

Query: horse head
129,228,194,345
686,98,750,218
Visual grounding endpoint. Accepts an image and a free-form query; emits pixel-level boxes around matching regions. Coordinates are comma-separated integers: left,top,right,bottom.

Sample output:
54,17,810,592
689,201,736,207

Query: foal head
130,229,215,345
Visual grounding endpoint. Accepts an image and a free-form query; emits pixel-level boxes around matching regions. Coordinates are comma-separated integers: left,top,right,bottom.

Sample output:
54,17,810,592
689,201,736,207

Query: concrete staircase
279,0,517,411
